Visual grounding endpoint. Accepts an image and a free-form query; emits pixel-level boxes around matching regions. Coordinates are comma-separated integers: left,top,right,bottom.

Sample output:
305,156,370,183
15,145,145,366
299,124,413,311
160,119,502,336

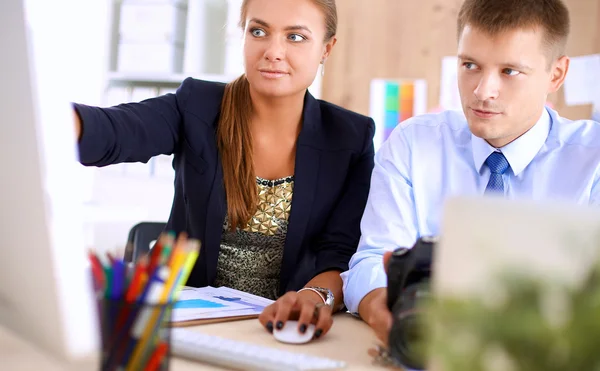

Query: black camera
386,236,437,370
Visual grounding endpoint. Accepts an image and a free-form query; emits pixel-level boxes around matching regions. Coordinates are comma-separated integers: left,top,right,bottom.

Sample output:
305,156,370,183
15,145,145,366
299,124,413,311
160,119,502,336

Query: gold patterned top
214,176,294,300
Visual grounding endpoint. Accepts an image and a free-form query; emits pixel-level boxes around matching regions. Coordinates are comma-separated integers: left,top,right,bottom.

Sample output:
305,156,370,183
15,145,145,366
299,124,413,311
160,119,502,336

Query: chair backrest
123,222,167,262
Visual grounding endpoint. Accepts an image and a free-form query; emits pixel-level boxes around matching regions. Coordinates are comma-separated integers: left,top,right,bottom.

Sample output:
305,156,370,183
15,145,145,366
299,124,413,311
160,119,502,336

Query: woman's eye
288,34,306,42
251,28,266,37
464,62,476,70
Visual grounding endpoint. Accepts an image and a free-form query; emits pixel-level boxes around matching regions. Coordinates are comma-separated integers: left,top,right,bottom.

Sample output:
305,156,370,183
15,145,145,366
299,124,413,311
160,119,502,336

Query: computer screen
436,196,600,297
0,0,99,362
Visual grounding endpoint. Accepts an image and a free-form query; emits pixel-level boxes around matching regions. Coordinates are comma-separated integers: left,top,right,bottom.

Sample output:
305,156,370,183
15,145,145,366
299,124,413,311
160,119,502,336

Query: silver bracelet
297,287,327,304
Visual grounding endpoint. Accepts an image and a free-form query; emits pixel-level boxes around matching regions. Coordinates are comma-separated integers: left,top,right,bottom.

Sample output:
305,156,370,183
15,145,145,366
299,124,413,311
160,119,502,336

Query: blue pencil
115,267,169,368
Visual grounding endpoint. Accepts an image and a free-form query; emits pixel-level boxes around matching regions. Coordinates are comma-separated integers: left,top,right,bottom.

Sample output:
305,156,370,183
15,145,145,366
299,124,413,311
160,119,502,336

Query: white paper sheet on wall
224,0,244,76
563,54,600,107
594,81,600,122
439,56,462,111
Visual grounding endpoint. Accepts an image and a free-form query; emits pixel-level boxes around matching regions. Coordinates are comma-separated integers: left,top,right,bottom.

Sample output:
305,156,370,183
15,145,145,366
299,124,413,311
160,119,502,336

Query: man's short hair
457,0,570,61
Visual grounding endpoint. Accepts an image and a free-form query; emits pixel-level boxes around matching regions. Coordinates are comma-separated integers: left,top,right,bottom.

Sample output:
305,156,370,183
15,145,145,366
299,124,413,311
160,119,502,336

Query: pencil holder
97,298,174,371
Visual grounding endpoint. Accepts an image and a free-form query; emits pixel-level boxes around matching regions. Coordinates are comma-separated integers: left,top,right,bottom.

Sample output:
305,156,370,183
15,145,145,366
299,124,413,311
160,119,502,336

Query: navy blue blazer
75,78,375,296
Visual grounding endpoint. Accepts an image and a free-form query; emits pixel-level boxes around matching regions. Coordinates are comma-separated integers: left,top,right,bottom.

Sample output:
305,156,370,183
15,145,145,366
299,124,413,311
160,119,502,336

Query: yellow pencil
173,239,201,300
126,240,188,370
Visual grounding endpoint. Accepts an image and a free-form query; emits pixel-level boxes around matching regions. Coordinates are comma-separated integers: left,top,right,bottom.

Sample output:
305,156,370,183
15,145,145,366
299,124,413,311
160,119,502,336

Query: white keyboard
171,328,347,371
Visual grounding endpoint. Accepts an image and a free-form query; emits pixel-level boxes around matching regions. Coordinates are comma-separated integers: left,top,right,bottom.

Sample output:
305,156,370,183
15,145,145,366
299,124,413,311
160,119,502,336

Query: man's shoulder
549,109,600,148
390,109,469,143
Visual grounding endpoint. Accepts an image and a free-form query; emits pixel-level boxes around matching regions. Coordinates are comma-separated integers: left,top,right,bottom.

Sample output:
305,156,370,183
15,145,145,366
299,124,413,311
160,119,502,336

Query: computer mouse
273,320,316,344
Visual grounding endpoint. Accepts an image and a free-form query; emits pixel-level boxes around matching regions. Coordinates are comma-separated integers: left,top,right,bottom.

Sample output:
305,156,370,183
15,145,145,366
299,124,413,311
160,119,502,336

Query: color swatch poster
369,79,427,150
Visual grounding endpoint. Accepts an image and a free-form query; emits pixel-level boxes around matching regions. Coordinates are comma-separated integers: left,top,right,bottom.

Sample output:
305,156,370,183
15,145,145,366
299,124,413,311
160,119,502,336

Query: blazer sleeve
73,77,194,166
311,118,376,275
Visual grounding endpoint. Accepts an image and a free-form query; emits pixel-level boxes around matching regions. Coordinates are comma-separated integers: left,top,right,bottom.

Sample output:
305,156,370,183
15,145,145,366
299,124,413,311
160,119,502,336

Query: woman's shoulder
176,77,226,123
317,99,372,125
314,99,375,149
180,77,227,95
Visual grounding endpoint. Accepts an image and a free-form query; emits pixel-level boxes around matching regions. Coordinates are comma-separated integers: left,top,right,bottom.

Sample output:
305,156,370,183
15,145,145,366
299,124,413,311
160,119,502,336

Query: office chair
123,222,167,263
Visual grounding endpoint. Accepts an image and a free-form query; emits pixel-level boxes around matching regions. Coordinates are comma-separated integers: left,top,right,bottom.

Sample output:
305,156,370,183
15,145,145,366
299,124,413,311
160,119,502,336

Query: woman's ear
322,36,337,61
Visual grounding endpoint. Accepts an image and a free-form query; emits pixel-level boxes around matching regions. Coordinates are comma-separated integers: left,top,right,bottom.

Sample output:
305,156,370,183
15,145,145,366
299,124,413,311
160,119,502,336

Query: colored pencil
88,231,200,370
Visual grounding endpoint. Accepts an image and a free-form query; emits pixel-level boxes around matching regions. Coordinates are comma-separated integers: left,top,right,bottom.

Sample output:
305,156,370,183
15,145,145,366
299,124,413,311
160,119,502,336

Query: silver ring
313,302,326,319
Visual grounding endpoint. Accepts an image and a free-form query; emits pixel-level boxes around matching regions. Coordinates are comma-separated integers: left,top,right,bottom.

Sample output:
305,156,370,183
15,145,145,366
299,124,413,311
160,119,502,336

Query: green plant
426,262,600,371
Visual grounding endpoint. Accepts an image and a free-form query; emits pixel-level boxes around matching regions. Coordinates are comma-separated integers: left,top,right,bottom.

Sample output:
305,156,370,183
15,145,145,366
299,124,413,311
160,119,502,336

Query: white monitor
0,0,98,364
435,196,600,298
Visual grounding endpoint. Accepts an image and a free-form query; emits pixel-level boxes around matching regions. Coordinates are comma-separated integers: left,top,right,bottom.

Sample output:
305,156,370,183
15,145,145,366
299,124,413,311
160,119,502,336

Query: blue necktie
484,152,509,194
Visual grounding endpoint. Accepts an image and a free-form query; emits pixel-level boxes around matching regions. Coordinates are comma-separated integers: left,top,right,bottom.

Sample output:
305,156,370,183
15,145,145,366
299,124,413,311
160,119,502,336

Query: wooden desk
0,314,398,371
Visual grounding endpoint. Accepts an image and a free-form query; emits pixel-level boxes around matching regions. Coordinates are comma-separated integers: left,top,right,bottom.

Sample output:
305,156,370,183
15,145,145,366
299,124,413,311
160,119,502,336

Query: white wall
61,0,174,254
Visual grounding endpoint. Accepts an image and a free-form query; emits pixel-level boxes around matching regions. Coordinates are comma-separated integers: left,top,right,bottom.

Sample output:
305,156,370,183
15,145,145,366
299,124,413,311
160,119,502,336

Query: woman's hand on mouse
258,290,333,339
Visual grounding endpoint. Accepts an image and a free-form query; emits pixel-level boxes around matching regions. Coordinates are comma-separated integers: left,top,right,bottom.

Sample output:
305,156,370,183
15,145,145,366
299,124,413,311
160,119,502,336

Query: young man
341,0,600,342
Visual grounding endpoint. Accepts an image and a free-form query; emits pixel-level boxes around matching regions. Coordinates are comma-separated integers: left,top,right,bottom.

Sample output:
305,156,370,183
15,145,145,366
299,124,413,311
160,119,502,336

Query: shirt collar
471,107,551,176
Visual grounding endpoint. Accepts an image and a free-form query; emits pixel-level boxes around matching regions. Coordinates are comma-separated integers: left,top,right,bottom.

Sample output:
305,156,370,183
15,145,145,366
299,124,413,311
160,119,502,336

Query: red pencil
147,233,173,275
125,258,147,302
88,251,105,292
143,342,169,371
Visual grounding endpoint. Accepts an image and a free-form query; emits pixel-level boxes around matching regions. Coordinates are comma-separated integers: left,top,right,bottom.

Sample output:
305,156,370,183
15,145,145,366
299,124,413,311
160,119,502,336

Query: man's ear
548,55,569,94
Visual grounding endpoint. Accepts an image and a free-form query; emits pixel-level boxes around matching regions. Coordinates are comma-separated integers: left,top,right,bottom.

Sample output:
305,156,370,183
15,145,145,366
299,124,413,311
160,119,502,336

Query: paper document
563,54,600,106
439,56,462,111
172,286,274,323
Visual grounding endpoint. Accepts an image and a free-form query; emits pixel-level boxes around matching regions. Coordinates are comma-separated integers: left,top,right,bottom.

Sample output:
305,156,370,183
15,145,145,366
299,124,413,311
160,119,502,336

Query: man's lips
471,108,501,118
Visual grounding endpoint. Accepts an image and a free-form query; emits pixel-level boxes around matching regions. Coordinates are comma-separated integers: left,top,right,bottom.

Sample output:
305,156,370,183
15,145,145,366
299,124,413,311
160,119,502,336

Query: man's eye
504,68,520,76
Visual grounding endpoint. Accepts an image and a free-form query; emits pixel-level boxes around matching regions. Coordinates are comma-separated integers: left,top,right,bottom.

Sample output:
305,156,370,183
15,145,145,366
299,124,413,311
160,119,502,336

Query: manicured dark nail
266,321,273,333
314,329,323,338
276,321,284,330
299,324,307,333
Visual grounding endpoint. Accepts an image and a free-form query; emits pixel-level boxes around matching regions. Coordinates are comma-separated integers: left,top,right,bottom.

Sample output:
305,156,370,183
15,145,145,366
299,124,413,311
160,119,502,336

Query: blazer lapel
204,154,227,285
279,92,323,293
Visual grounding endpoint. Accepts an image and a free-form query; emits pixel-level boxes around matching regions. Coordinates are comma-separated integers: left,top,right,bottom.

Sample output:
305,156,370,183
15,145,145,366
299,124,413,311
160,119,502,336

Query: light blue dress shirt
341,107,600,314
